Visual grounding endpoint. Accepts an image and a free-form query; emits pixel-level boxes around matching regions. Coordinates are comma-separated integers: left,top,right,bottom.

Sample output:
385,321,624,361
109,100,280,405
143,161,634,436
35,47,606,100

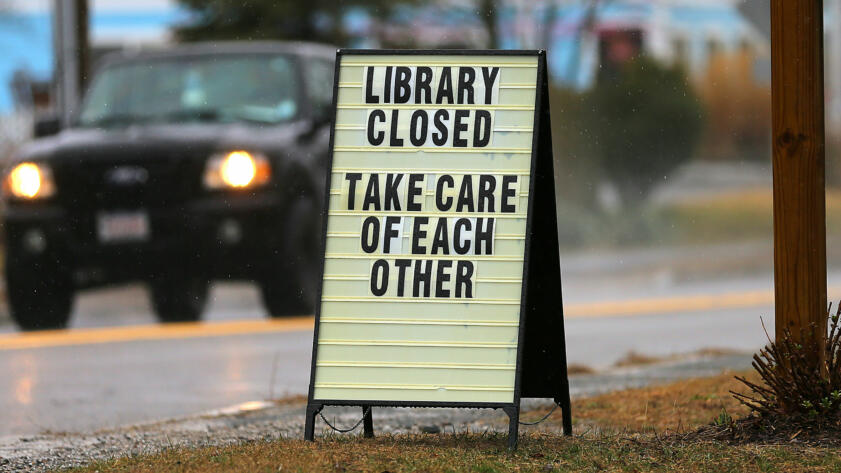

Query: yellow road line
0,317,314,351
565,285,841,319
565,290,772,318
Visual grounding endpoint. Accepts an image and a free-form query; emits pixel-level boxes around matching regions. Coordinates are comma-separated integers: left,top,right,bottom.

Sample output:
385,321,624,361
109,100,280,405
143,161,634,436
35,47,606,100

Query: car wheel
6,268,73,331
259,274,315,317
259,196,319,318
149,276,208,323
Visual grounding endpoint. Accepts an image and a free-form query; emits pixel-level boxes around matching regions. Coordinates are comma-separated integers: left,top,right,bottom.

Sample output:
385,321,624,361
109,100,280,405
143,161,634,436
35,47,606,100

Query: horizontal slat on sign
332,167,531,174
325,231,526,240
493,126,535,131
312,386,514,403
334,146,532,153
315,367,516,390
321,279,524,300
330,154,533,171
319,317,518,326
338,86,534,105
318,322,518,344
313,376,516,402
318,339,516,348
324,253,523,261
316,345,517,365
323,237,525,257
337,83,536,89
317,360,514,369
321,295,520,305
314,382,513,391
341,60,537,67
338,82,537,88
335,109,535,128
324,213,528,233
326,196,531,216
319,300,520,321
333,125,533,133
337,104,534,111
322,259,525,281
324,232,527,241
335,87,535,107
323,274,524,284
327,211,527,219
332,129,533,148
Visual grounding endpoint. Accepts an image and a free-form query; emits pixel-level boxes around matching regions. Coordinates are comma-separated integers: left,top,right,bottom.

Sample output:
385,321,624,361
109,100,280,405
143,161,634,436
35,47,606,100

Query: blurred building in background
1,0,181,113
0,0,781,115
0,0,182,160
520,0,769,90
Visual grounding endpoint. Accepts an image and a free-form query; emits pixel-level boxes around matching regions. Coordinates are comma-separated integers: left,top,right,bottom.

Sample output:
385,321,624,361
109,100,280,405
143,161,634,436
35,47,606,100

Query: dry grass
612,348,742,369
70,433,841,473
63,369,841,473
564,370,756,433
612,351,664,367
565,363,596,375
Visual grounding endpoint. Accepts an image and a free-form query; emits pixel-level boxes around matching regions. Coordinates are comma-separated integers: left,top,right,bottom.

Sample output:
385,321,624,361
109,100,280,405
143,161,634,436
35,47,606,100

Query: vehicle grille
52,155,199,210
49,154,203,248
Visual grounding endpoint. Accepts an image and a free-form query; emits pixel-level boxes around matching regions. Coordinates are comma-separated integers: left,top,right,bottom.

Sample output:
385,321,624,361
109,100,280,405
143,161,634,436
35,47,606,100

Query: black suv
2,42,335,330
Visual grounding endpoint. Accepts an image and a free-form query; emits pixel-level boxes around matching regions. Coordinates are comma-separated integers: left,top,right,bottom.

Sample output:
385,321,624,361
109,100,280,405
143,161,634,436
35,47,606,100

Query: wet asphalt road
1,269,840,437
0,284,314,436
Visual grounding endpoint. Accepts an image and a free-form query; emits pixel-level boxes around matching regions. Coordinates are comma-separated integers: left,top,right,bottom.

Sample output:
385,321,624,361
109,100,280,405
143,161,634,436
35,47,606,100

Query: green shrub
734,305,841,424
586,56,704,206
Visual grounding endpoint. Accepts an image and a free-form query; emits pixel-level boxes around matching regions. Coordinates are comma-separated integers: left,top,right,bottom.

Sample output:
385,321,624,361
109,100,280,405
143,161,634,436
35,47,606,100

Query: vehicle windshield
78,54,300,127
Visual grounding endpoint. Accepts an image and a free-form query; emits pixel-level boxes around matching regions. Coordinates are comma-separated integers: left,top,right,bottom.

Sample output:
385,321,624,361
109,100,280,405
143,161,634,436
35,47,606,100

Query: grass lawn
558,188,841,250
657,188,841,244
67,370,841,473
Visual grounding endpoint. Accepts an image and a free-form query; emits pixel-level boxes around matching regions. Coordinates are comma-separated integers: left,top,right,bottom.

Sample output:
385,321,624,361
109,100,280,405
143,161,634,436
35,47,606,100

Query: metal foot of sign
304,404,318,441
304,49,571,450
362,406,374,438
503,406,520,450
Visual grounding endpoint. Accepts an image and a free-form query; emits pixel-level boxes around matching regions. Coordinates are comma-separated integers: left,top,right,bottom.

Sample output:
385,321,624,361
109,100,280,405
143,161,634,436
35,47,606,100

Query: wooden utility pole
53,0,89,126
75,0,89,93
771,0,827,366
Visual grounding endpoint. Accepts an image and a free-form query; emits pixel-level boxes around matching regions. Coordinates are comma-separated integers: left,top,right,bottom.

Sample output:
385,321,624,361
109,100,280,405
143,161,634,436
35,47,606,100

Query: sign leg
362,406,374,438
555,396,572,436
518,62,573,438
556,328,573,437
304,403,321,441
504,406,520,450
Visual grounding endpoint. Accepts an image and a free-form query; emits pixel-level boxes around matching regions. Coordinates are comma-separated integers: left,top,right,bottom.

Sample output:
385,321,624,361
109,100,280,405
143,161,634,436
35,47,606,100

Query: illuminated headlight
203,151,271,189
4,162,56,199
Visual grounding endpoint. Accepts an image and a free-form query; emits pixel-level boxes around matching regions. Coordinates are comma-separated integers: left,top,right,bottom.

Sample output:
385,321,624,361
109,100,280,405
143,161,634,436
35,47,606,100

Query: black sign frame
304,49,571,449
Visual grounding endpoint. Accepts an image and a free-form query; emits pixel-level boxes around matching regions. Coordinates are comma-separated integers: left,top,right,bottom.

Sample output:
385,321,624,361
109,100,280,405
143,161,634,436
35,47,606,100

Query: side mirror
299,109,332,143
33,115,61,138
312,104,332,128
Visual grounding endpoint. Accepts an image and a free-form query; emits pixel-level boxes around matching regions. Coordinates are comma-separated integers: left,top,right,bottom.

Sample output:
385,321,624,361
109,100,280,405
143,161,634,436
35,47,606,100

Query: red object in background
597,28,643,80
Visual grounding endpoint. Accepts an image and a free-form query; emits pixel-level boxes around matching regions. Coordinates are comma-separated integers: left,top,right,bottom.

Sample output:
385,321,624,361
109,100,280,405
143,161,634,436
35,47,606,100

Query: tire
259,196,319,318
149,276,209,323
6,267,73,331
259,278,313,317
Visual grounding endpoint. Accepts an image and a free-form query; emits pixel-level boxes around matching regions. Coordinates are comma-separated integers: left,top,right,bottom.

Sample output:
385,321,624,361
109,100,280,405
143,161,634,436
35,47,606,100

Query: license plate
97,211,150,243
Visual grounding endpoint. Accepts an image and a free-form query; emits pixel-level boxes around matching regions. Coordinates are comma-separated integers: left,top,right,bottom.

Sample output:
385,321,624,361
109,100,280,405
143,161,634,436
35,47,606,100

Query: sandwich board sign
305,50,571,449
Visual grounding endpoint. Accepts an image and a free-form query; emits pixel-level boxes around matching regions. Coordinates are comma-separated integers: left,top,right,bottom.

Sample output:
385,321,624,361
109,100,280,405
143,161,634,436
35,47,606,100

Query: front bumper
3,192,289,287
